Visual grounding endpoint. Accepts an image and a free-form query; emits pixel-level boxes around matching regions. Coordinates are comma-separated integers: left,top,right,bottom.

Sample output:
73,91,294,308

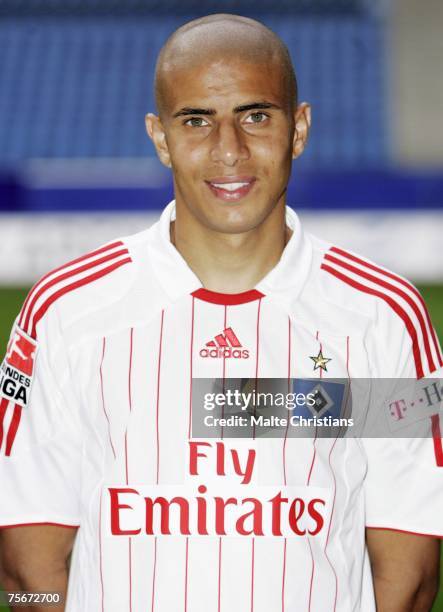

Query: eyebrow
172,101,281,118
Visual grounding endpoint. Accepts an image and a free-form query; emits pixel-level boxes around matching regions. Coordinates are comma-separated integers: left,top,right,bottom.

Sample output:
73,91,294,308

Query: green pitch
1,285,442,611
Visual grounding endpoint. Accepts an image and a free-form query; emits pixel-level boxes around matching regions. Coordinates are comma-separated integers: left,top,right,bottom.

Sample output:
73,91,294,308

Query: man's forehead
161,55,288,115
161,44,279,84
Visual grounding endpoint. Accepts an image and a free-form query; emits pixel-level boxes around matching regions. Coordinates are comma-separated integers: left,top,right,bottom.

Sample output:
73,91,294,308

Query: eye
244,112,269,124
184,117,209,127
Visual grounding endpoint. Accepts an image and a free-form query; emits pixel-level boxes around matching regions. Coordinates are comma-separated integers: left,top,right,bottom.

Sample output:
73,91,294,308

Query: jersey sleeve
0,303,82,528
362,289,443,537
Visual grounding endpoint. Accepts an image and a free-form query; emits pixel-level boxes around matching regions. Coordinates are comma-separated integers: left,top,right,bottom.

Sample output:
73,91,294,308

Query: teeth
212,182,249,191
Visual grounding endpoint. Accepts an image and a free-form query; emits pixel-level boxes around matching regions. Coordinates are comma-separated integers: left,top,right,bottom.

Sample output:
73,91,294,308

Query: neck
170,202,292,294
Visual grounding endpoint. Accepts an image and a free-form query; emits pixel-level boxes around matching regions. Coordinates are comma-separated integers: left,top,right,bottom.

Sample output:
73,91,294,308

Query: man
0,13,442,612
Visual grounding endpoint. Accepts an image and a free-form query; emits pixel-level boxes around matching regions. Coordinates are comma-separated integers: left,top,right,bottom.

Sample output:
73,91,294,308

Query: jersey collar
255,204,313,311
147,201,312,308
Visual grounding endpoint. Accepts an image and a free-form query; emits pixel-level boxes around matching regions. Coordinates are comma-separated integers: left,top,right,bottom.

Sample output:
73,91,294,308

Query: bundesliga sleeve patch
0,325,38,408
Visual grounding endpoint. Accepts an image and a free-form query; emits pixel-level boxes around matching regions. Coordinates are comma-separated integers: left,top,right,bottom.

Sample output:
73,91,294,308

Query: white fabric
1,201,442,612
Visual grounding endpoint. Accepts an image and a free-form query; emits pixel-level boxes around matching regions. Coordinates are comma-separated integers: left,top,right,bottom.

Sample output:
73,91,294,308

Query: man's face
147,56,310,234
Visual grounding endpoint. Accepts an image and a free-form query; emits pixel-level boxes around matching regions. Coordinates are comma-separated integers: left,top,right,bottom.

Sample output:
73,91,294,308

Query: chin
180,188,278,235
205,207,270,235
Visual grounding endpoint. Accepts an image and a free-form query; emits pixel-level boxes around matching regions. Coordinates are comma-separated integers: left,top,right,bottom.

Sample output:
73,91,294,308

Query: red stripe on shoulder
324,252,437,373
22,248,129,333
330,247,443,368
321,262,425,378
30,257,132,338
19,241,126,332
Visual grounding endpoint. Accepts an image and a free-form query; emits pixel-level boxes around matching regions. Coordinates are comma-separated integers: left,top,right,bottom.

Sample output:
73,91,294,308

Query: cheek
170,140,207,181
256,136,292,179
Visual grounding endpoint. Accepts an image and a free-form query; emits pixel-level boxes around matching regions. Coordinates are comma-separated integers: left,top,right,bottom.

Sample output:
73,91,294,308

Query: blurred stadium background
0,0,442,610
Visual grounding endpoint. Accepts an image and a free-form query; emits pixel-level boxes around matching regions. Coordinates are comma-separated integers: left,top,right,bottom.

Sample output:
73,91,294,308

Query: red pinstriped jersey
1,202,442,612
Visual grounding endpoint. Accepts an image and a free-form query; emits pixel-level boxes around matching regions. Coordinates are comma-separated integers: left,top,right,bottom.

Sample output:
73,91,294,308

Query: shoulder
305,231,423,317
306,233,442,377
16,227,154,343
310,233,420,312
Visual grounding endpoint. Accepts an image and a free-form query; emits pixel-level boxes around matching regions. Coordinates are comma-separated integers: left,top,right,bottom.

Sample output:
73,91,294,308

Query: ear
292,103,311,160
145,113,171,168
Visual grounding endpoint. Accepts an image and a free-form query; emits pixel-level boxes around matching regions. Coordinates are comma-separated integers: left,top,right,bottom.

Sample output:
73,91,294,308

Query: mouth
205,176,256,202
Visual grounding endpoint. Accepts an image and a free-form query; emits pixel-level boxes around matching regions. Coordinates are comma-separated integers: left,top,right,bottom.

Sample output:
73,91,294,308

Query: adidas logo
199,327,249,359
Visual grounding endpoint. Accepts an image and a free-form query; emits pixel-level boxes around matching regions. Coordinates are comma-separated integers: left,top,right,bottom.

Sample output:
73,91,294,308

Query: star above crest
309,349,331,372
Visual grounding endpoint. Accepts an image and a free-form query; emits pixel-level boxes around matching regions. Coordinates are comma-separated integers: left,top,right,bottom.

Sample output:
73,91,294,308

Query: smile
212,182,249,191
206,176,256,202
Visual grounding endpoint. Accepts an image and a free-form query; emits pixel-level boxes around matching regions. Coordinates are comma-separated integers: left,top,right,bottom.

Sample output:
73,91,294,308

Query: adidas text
199,347,250,359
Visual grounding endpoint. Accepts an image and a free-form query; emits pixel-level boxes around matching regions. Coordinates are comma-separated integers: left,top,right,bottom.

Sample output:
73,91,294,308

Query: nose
210,121,250,166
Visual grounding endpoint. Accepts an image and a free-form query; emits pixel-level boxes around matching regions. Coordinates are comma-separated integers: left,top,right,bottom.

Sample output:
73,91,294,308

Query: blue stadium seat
0,0,366,17
0,15,386,168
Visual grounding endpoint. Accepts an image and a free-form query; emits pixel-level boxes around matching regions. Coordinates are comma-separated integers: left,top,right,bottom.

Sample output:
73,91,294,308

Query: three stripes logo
200,327,249,359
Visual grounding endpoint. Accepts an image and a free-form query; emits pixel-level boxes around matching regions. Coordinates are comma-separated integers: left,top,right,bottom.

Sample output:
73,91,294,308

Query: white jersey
1,202,442,612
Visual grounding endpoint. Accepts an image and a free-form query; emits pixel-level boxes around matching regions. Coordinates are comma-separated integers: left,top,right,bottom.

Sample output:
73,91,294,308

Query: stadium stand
0,0,367,17
0,15,386,167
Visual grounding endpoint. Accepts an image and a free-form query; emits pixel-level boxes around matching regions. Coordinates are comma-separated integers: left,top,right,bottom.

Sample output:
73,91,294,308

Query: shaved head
154,14,297,117
146,13,310,239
